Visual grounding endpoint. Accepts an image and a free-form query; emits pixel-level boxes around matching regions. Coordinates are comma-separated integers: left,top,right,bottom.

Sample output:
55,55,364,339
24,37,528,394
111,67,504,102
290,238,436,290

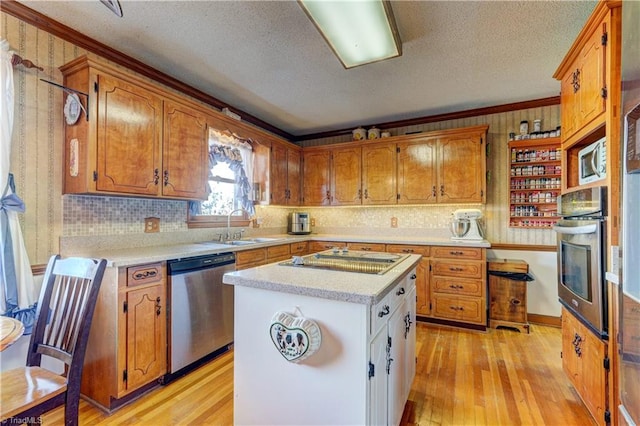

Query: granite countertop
66,233,490,268
222,253,422,305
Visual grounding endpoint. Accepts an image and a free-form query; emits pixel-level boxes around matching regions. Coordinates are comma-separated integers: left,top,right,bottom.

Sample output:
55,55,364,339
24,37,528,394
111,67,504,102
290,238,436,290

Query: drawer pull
449,284,463,290
133,270,157,280
449,306,464,311
402,249,414,253
410,274,417,280
448,267,464,272
449,251,464,256
361,247,371,251
378,305,390,317
396,287,405,296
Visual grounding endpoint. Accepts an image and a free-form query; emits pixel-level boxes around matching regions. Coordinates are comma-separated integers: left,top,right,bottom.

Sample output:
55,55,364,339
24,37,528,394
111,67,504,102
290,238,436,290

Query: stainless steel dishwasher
167,252,235,378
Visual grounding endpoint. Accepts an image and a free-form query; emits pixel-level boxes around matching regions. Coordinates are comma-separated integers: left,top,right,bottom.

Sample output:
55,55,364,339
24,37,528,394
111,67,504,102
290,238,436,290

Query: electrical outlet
391,217,398,228
311,218,316,226
144,217,160,233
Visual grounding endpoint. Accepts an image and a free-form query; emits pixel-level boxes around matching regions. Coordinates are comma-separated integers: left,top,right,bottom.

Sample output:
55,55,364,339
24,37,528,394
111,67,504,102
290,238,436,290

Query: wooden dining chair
0,255,107,426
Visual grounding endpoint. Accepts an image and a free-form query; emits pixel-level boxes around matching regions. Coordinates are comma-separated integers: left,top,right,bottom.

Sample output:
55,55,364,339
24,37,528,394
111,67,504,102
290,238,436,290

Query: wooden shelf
508,138,562,229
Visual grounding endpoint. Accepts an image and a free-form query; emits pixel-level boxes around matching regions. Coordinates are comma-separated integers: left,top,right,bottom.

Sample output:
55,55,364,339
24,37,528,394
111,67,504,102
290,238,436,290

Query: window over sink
187,129,255,228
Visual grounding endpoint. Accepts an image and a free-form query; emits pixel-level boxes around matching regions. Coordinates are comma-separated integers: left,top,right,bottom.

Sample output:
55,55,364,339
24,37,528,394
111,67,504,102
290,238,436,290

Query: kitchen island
223,251,421,426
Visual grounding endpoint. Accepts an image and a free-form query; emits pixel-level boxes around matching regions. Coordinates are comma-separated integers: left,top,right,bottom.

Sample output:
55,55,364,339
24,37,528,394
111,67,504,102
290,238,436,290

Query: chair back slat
27,255,107,371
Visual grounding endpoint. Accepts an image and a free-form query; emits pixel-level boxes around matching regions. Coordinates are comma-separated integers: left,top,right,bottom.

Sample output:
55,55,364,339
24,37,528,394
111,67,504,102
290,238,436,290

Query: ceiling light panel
299,0,402,69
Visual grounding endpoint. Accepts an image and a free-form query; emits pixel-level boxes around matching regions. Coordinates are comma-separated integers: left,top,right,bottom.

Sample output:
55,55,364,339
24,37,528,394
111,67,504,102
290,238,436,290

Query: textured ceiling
19,0,596,137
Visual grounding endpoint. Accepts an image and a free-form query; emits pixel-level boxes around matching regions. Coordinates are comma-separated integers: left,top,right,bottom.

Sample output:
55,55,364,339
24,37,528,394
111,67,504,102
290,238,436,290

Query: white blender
449,209,485,241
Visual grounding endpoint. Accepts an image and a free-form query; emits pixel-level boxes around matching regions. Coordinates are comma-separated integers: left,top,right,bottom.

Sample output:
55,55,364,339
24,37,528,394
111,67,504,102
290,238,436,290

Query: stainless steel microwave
578,137,607,185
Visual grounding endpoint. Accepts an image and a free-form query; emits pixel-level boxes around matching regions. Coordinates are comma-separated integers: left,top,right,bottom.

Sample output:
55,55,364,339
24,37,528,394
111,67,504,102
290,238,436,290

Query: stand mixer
450,209,485,241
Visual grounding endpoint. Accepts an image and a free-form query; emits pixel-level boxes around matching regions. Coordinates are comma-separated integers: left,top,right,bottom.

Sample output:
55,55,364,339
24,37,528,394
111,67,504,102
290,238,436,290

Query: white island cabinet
223,253,420,426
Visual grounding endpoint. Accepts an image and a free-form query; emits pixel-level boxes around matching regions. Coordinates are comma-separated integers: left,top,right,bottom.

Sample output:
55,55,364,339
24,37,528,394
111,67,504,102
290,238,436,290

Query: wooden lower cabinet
81,262,167,411
429,247,486,328
235,244,293,270
308,240,341,253
386,244,430,316
561,307,609,425
347,242,386,252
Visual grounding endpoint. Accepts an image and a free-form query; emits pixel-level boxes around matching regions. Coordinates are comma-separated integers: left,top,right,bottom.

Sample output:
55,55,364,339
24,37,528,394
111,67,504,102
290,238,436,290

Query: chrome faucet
226,208,251,242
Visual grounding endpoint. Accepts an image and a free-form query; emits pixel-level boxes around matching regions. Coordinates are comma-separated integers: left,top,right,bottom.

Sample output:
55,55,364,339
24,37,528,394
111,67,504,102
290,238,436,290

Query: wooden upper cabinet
554,8,609,145
438,132,486,203
95,72,163,196
362,143,397,205
163,100,209,200
397,138,437,204
270,141,301,206
332,146,362,205
287,148,301,205
60,55,209,201
303,149,332,206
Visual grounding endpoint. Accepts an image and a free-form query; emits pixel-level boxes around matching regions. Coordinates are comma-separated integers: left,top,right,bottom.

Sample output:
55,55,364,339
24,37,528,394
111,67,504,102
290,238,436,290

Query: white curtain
209,128,254,188
0,39,37,332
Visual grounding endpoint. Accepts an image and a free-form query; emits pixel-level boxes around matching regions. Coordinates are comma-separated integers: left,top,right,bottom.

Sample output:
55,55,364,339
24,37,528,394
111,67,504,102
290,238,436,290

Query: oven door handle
552,224,598,234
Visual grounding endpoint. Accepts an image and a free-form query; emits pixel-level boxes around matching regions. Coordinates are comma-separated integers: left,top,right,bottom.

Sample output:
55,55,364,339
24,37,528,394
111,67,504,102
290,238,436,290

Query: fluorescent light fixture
298,0,402,69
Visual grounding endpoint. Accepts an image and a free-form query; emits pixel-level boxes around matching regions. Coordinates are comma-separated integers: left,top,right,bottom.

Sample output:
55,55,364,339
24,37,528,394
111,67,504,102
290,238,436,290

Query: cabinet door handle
153,168,159,185
404,312,413,338
432,185,436,197
572,68,580,93
396,287,405,296
163,170,169,186
364,189,369,199
378,305,390,317
440,185,444,196
357,189,362,199
155,297,162,316
326,190,330,200
410,274,417,280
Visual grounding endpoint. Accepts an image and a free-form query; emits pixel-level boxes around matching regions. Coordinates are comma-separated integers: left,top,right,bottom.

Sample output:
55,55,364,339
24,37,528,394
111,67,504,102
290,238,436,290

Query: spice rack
508,137,562,228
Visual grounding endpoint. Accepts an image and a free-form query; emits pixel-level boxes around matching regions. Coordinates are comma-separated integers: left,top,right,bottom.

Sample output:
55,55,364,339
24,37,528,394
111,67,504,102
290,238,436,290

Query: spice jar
519,120,529,135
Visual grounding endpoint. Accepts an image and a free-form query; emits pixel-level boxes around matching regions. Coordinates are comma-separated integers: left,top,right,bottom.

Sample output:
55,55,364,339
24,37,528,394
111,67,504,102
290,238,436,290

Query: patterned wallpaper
3,11,559,265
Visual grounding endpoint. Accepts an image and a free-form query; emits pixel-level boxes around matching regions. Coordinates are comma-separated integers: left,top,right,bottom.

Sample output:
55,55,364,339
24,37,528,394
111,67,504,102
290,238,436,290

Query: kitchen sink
226,237,282,246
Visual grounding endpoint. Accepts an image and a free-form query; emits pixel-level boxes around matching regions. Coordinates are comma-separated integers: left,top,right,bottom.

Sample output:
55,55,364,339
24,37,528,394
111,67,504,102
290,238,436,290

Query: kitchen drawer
386,244,430,257
347,242,386,252
431,294,485,324
431,260,484,279
127,262,163,287
371,281,407,335
267,244,290,260
432,277,483,297
308,241,340,253
236,248,267,269
290,241,308,255
431,246,484,261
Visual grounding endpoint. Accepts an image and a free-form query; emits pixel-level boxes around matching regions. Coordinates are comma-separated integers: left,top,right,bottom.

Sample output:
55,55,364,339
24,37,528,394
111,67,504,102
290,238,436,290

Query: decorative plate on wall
269,310,321,363
63,93,82,125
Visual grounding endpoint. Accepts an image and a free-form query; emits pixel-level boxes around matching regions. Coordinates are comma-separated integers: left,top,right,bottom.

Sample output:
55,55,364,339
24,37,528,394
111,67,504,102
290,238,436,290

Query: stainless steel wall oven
553,186,608,339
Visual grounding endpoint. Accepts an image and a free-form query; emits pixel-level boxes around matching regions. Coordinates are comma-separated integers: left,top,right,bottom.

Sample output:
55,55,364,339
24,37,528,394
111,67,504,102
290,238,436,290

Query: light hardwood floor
40,323,595,426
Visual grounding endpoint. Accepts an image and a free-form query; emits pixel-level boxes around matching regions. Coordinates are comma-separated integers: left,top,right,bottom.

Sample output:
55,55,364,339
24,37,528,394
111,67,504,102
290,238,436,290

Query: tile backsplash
63,195,188,236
